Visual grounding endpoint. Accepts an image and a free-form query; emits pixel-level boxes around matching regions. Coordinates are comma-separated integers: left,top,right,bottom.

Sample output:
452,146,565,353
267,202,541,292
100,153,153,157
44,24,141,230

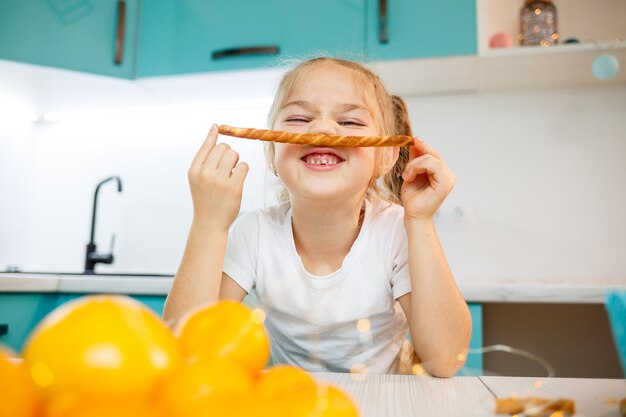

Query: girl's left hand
401,137,456,222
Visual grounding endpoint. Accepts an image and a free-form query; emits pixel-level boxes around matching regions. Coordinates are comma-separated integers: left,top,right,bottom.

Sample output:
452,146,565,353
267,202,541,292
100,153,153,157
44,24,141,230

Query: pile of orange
0,295,358,417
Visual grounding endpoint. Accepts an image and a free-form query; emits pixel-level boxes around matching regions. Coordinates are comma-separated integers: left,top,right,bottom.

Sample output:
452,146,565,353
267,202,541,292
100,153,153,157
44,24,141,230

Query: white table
314,373,626,417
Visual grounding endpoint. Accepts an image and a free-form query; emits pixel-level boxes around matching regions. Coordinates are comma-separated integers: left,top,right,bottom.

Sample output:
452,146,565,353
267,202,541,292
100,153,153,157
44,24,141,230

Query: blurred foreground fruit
23,295,182,402
257,365,317,400
158,357,254,417
0,346,40,417
279,384,360,417
43,394,165,417
176,300,270,373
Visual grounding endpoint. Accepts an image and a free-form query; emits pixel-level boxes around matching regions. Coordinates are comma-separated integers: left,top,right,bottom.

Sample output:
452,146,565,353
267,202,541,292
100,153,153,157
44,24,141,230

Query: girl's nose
307,118,337,136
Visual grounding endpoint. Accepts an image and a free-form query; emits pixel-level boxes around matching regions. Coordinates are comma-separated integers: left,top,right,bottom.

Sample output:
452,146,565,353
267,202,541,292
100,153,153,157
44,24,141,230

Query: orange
256,365,317,400
176,300,270,374
42,393,165,417
0,346,41,417
278,384,360,417
23,295,181,401
158,357,254,417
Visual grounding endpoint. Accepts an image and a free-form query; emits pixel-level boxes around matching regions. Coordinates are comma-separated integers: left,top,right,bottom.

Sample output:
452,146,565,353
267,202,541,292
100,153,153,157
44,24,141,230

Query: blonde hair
265,57,412,205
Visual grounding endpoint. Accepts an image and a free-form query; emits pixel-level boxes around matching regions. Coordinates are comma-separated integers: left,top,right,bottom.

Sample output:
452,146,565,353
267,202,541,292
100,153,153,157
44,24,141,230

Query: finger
204,142,231,170
190,124,219,173
402,154,446,183
231,162,249,187
217,148,240,177
410,137,444,161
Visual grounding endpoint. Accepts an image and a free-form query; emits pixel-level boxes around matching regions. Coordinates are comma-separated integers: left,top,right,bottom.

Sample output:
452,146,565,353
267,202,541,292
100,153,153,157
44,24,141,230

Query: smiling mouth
301,153,344,166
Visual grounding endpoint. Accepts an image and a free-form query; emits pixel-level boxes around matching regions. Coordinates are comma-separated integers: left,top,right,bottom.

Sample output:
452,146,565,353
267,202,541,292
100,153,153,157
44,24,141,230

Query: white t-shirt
223,198,412,373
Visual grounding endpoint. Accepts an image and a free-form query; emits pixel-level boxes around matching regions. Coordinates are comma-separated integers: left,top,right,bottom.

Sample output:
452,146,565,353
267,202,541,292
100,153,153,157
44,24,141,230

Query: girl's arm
163,124,249,326
398,139,472,378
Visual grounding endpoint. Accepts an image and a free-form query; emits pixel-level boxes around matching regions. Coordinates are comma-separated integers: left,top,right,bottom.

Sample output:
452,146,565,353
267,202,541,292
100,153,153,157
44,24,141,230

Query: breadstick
218,125,413,147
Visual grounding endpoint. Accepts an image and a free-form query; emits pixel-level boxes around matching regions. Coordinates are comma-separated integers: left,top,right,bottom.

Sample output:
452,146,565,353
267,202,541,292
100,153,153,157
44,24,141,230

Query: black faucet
84,176,123,274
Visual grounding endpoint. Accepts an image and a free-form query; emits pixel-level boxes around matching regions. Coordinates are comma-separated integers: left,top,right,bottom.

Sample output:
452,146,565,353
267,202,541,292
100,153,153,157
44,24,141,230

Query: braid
383,95,413,205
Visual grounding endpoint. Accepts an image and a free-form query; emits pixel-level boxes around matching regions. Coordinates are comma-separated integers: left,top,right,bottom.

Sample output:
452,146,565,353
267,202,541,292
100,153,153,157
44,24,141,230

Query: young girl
164,57,471,377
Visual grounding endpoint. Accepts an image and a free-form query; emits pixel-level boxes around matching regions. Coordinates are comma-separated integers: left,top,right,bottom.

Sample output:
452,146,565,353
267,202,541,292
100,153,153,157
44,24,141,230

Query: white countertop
313,373,626,417
1,273,624,303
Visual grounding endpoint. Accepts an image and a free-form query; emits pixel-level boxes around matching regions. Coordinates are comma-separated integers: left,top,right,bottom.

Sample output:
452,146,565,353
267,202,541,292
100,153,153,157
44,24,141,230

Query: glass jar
520,0,558,47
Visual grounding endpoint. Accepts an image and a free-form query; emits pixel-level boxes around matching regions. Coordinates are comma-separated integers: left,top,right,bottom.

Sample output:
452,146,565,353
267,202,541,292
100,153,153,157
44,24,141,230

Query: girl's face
273,64,381,203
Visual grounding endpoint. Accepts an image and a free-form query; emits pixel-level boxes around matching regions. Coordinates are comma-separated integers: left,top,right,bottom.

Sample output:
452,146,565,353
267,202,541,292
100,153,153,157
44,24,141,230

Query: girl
164,57,471,377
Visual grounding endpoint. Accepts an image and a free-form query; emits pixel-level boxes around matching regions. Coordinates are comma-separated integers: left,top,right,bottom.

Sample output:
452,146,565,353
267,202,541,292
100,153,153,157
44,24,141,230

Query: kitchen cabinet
54,293,166,316
0,0,139,78
365,0,477,61
136,0,365,77
0,293,58,353
0,292,166,353
464,303,482,374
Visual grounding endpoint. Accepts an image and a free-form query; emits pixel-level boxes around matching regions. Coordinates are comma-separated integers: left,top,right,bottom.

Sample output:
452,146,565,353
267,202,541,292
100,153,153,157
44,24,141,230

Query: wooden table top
313,373,626,417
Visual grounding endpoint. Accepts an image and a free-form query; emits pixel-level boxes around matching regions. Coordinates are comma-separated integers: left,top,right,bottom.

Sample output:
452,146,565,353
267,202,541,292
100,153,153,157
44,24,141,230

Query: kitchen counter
0,273,624,303
313,372,625,417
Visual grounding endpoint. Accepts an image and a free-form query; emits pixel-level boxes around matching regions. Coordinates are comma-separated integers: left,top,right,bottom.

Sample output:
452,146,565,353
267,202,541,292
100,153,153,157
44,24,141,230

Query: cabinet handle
114,0,126,65
379,0,389,44
212,45,280,60
0,323,7,336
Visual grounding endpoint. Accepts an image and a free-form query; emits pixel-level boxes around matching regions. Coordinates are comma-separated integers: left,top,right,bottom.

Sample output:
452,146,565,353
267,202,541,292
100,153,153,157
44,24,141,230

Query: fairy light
356,319,371,333
30,362,53,388
250,308,266,324
468,344,555,377
411,363,427,376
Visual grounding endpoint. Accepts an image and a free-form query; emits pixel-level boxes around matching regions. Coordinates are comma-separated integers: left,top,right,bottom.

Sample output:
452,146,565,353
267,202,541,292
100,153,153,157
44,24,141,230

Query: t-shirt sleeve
390,213,412,300
223,211,260,293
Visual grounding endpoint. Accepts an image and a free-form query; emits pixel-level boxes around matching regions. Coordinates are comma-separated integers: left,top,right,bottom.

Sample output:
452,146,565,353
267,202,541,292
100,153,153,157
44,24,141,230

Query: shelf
369,40,626,97
477,0,626,54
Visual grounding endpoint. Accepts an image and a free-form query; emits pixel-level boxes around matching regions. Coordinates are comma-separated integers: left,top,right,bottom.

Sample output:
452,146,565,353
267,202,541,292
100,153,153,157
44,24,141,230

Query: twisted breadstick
218,125,413,147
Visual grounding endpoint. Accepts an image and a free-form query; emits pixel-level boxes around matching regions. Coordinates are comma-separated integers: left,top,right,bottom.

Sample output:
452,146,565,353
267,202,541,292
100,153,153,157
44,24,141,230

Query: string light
467,344,556,377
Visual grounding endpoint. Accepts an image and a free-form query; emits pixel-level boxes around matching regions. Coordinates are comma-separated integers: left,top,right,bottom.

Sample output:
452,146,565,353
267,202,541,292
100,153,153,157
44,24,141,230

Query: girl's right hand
187,124,249,231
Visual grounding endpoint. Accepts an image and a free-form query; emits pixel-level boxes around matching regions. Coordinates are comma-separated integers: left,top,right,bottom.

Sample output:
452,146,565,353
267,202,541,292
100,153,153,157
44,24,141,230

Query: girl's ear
378,146,400,176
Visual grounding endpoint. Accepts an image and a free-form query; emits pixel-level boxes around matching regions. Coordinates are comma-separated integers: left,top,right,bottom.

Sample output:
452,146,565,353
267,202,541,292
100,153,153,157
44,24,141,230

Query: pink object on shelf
489,32,514,48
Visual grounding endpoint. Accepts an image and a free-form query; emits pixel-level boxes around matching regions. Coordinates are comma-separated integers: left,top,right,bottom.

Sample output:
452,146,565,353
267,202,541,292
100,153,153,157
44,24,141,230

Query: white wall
1,85,625,282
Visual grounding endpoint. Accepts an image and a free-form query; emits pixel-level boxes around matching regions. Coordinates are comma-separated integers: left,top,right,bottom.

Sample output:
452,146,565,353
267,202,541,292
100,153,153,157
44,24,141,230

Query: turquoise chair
605,291,626,376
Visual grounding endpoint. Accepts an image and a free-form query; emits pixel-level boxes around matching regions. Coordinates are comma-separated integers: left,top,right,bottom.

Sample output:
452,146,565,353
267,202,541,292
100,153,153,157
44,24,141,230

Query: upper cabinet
135,0,365,77
0,0,478,80
0,0,139,79
365,0,477,61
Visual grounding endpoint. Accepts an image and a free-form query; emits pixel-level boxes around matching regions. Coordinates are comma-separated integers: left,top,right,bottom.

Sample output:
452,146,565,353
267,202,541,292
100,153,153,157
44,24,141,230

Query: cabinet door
137,0,365,77
0,293,58,353
55,293,166,316
0,0,139,78
366,0,476,60
462,303,483,375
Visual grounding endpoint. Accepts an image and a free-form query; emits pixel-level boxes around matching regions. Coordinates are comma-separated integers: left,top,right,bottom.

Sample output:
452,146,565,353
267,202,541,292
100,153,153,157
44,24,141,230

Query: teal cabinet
463,303,483,375
0,1,477,79
0,292,166,353
366,0,477,61
0,0,139,78
55,293,166,316
136,0,365,77
0,293,58,353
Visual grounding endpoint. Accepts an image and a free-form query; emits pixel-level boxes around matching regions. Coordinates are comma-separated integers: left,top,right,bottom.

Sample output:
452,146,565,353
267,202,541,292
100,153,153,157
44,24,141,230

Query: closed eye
339,120,365,127
284,117,310,123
